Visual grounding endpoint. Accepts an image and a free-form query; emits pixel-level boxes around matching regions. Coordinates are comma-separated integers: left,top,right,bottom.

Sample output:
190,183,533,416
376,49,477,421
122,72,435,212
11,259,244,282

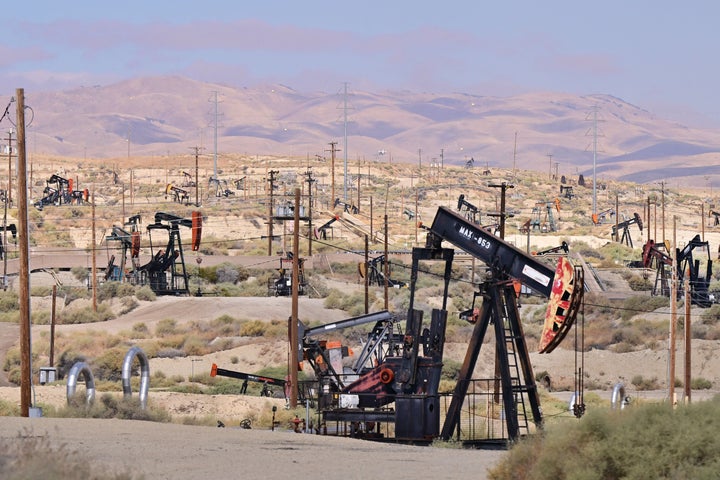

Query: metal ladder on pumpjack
499,291,532,437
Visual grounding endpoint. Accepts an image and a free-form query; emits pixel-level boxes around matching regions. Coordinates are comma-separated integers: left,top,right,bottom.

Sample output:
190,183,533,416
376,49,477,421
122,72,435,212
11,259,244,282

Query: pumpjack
457,194,482,224
0,224,16,260
269,252,306,297
676,235,713,307
165,184,190,205
643,239,673,297
643,235,713,306
104,215,142,284
181,171,196,188
611,212,643,248
209,177,234,197
358,254,406,288
210,364,287,397
307,206,583,443
592,207,615,225
529,199,561,232
710,210,720,227
137,211,202,295
314,216,339,240
559,185,575,200
34,174,89,210
334,198,359,214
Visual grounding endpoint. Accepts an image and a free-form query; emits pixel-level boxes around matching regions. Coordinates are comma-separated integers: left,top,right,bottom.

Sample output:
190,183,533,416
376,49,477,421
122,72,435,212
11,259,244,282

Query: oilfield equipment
592,207,615,225
524,199,561,233
34,174,89,210
269,252,307,297
559,185,575,200
358,254,406,288
209,176,234,197
611,212,643,248
710,209,720,227
642,235,713,307
314,215,339,240
66,346,150,409
211,364,287,398
135,211,202,295
0,223,16,260
104,214,142,284
676,235,713,307
283,206,584,444
181,171,196,188
457,194,482,224
334,197,359,214
165,183,191,205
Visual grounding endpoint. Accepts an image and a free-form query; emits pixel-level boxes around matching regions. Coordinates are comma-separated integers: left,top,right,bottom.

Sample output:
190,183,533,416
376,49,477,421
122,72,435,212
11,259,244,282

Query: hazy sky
3,1,719,127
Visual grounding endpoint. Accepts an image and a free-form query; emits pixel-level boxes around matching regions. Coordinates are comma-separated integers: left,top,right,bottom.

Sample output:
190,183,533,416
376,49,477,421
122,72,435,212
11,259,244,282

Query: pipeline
611,382,628,410
66,361,96,405
122,346,150,409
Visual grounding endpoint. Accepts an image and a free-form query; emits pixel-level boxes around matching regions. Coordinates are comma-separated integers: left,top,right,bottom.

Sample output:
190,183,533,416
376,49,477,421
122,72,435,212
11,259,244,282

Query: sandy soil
0,416,506,480
1,295,719,479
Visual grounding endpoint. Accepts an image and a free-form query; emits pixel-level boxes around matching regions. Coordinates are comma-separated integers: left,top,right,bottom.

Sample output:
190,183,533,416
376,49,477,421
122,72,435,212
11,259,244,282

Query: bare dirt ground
0,416,506,480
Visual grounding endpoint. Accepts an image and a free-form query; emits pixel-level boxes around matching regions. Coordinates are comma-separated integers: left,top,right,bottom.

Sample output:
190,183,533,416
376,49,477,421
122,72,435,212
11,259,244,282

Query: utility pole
661,181,666,242
191,146,202,207
16,89,31,417
267,170,278,256
488,182,514,239
92,190,97,312
289,188,300,408
327,142,338,206
684,278,692,403
547,153,553,180
512,132,518,178
383,214,389,310
7,129,13,205
669,216,677,406
364,235,369,314
343,82,349,202
303,167,314,256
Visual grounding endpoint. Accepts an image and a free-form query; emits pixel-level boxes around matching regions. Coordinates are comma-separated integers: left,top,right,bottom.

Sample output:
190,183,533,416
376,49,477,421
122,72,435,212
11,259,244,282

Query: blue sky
3,1,719,127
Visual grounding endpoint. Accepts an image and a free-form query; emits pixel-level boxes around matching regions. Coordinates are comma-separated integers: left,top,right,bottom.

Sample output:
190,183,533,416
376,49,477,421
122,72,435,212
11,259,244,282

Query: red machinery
309,206,583,443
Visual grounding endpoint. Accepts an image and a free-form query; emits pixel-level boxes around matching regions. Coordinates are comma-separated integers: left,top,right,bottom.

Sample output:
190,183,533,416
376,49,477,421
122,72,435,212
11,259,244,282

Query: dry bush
0,428,138,480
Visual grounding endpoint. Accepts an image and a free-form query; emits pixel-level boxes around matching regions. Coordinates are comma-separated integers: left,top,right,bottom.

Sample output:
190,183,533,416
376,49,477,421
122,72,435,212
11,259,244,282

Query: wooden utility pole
669,216,677,406
661,181,666,242
50,284,57,368
615,194,620,243
364,235,369,314
92,190,97,312
304,167,314,256
684,278,692,403
192,146,201,207
16,89,31,417
289,188,300,408
383,214,389,310
267,170,278,256
7,129,13,205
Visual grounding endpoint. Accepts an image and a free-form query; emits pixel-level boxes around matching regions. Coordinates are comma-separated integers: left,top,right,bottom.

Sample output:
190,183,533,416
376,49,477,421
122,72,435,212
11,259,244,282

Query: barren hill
20,76,720,186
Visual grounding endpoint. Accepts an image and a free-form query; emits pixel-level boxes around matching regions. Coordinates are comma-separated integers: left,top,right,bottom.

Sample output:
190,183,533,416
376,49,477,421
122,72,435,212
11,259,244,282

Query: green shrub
489,398,720,480
0,290,19,313
155,318,177,336
134,285,156,301
238,320,267,337
62,304,115,324
691,377,713,390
